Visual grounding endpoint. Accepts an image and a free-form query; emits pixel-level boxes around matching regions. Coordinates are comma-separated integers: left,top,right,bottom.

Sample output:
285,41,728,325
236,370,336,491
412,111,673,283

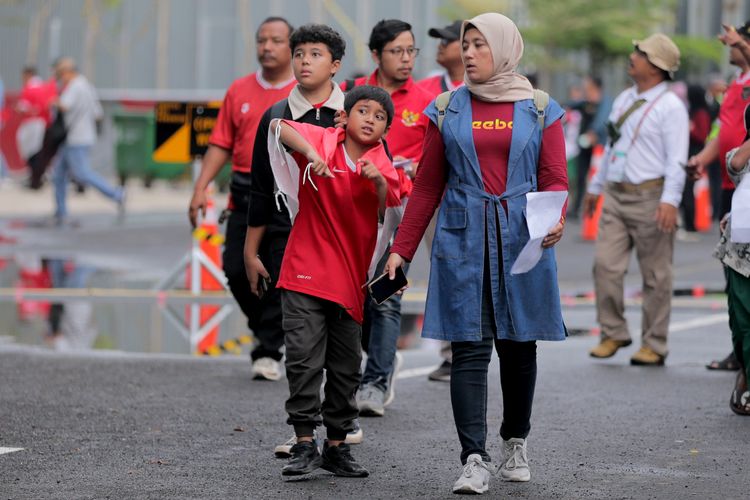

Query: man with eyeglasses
341,19,433,419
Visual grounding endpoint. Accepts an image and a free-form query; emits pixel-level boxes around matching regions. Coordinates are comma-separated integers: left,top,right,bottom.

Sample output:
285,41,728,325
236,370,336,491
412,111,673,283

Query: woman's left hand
542,217,565,248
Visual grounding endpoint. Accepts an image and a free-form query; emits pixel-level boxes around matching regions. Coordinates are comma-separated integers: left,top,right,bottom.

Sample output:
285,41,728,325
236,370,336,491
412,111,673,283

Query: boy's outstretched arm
359,158,387,218
270,119,334,178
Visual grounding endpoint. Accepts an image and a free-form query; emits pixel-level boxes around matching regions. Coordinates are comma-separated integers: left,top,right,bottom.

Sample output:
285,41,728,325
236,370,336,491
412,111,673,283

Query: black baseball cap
428,20,462,42
737,20,750,38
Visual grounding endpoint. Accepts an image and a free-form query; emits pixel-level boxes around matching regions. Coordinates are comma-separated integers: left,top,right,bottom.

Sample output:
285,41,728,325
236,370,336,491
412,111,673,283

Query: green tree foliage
439,0,723,76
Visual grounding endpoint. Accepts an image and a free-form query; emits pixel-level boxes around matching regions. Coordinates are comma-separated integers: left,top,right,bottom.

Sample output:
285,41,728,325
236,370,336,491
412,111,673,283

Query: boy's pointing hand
359,159,385,186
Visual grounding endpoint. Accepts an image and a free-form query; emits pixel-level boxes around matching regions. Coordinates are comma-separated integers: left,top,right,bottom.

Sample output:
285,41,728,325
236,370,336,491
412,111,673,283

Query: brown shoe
589,339,632,358
630,346,665,366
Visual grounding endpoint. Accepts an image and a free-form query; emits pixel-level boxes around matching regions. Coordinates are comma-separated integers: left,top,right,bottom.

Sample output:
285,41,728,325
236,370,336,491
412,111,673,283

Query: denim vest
422,86,567,342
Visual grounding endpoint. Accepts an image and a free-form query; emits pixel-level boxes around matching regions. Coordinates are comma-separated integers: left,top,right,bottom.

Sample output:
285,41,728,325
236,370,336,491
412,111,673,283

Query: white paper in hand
510,191,568,275
730,175,750,243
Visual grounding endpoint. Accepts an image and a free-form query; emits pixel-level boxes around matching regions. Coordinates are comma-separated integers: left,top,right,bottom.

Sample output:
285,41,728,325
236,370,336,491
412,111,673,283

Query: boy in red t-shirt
265,85,399,478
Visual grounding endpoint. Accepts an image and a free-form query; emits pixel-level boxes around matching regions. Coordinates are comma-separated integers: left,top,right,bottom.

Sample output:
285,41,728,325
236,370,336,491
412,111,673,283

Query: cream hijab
462,13,534,102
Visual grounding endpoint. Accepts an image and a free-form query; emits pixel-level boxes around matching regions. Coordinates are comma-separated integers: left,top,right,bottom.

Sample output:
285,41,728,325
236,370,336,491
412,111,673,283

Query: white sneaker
252,357,281,381
383,351,403,407
274,434,297,458
452,454,495,494
345,419,363,445
499,438,530,482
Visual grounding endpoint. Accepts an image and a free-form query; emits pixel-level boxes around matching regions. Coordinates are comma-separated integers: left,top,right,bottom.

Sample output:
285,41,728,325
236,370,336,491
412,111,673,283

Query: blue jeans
450,268,537,464
360,250,408,391
53,145,122,218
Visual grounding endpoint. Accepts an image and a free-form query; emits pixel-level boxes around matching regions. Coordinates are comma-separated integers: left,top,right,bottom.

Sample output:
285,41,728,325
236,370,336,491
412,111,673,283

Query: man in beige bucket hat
584,33,688,366
632,33,681,80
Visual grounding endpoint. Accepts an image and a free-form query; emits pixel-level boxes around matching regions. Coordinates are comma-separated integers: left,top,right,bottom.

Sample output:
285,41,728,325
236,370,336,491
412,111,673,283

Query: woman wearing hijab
384,13,568,494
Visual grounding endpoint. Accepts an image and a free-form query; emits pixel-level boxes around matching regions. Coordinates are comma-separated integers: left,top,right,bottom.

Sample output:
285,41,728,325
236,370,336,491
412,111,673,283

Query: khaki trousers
593,184,675,356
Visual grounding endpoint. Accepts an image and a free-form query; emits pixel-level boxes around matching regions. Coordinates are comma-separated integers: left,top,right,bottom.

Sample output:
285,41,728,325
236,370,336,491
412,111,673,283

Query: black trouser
222,202,285,361
681,177,696,231
450,267,537,464
708,162,723,221
281,290,362,441
571,147,593,218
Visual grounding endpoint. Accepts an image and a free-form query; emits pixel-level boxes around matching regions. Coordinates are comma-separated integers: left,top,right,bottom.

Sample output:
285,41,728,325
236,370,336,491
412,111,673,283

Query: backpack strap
269,99,290,120
532,89,549,130
435,90,454,132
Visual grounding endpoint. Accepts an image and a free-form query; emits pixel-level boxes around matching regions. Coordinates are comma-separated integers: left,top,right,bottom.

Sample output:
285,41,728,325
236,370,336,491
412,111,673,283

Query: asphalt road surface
1,305,747,499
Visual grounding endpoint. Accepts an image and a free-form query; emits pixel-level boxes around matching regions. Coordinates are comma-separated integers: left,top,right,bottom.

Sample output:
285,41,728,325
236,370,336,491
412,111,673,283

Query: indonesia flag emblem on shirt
401,109,420,127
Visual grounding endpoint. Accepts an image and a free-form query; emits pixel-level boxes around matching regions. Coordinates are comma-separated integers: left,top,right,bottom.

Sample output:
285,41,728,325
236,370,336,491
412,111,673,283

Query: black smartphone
257,276,271,299
367,267,408,305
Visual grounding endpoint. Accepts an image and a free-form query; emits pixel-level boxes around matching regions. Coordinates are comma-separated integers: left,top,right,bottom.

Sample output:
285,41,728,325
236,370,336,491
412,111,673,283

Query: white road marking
0,447,24,455
669,313,727,333
393,314,729,381
396,366,435,380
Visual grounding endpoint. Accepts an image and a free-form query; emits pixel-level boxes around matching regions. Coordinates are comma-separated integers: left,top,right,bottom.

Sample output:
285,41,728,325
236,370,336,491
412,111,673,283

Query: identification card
605,150,628,182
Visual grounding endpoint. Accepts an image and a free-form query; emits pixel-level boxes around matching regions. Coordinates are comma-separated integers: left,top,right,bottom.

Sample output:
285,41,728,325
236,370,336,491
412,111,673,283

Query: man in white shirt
52,58,123,225
583,34,689,366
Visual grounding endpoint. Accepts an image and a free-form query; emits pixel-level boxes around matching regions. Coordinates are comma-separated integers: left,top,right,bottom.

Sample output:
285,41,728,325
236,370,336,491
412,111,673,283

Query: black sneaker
281,441,322,476
427,360,452,382
321,441,369,477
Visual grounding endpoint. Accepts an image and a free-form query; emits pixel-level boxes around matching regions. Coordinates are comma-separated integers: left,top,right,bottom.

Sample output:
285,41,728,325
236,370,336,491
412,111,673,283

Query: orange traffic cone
693,173,711,232
186,192,225,353
581,145,604,241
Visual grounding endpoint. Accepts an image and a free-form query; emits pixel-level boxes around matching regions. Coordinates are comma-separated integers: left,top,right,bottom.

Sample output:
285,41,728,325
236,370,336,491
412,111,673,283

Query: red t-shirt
718,71,750,189
416,74,465,98
209,71,296,173
341,71,434,198
18,77,57,125
276,123,401,324
391,99,568,261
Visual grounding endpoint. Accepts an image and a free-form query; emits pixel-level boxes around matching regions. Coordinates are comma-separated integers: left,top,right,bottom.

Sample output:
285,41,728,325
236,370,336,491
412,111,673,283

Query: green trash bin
113,110,189,187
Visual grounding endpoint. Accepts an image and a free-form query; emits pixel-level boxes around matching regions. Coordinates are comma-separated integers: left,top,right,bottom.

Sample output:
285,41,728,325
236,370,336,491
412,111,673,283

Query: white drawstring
302,162,319,191
274,119,319,192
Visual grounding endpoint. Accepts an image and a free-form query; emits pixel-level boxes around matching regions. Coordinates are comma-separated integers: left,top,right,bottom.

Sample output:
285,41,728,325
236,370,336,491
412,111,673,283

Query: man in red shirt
417,21,465,97
688,20,750,372
188,17,296,380
341,19,433,418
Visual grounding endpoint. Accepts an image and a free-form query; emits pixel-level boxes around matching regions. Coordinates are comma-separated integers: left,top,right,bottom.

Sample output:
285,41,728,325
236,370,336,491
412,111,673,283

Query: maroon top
392,99,568,261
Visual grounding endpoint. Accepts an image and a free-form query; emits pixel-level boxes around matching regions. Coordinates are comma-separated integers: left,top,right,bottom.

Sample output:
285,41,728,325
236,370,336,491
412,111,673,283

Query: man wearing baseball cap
687,21,750,372
584,33,689,366
417,20,465,96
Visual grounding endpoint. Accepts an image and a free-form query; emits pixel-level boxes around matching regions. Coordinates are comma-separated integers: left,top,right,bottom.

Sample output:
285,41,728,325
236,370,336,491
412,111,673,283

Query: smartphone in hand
257,276,271,299
367,267,408,305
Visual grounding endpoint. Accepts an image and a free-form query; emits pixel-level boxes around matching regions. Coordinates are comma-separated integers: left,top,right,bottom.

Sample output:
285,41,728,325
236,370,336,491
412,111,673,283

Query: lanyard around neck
628,91,669,148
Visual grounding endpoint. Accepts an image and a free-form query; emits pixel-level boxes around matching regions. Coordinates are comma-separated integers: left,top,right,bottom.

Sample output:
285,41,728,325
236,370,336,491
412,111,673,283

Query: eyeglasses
382,47,420,58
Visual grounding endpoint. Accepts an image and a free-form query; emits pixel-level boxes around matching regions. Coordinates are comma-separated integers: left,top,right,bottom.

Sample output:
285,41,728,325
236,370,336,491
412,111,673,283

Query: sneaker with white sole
251,357,281,381
356,383,385,417
274,434,297,458
428,360,452,382
452,453,495,494
499,438,530,482
345,419,363,444
383,351,403,407
275,430,320,458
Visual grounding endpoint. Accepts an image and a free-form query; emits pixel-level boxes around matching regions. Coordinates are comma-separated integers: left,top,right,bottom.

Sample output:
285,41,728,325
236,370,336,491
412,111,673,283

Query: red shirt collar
366,69,415,94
